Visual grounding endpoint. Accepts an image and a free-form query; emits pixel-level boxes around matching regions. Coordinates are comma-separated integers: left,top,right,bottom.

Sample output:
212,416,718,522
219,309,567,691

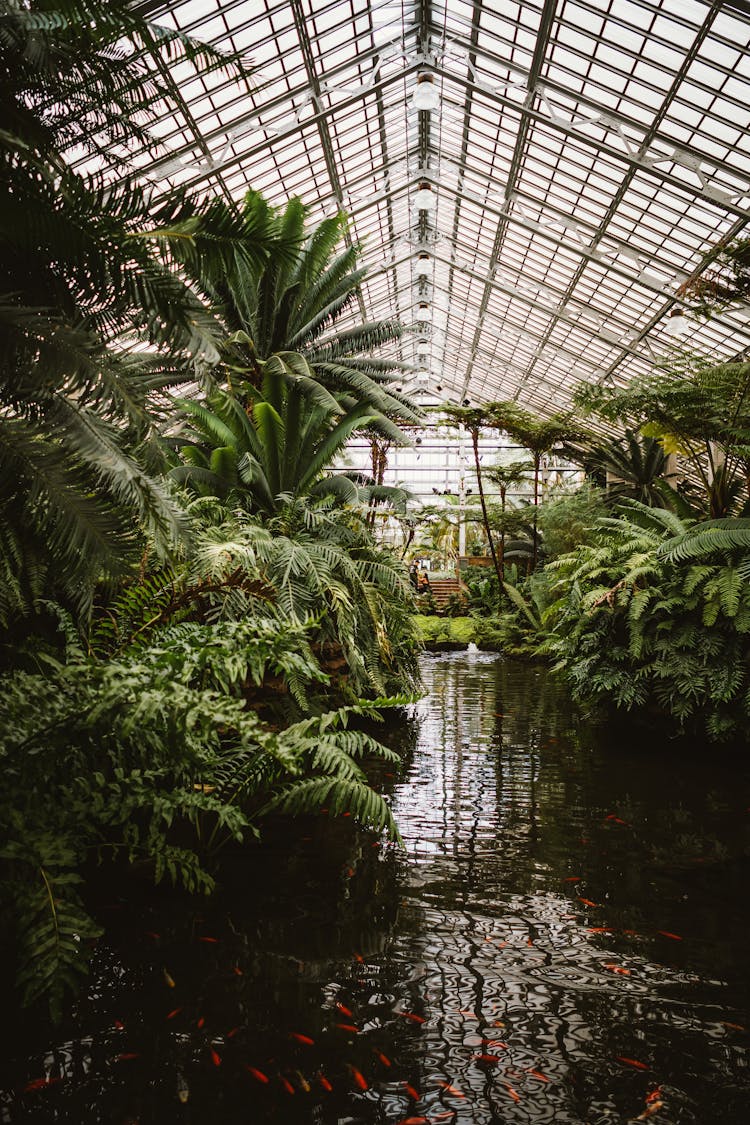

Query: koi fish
115,1053,140,1062
399,1011,426,1024
295,1070,311,1093
587,927,614,933
646,1087,662,1104
564,876,582,882
166,1008,182,1020
290,1032,314,1045
198,936,218,944
404,1081,420,1099
176,1074,189,1104
210,1049,221,1067
603,963,631,976
162,968,176,988
353,952,364,963
397,1118,428,1124
233,966,243,976
527,1068,549,1082
280,1076,295,1094
436,1081,464,1097
636,1102,663,1120
23,1077,63,1092
226,1027,241,1038
472,1054,501,1064
504,1084,521,1103
319,1073,333,1091
616,1056,649,1070
657,930,682,940
335,1022,359,1033
527,937,533,946
114,1019,125,1030
145,931,160,941
721,1021,746,1031
605,814,629,825
349,1065,368,1090
375,1051,392,1066
578,897,598,908
336,1002,354,1018
245,1066,269,1084
482,1039,508,1048
197,1017,205,1029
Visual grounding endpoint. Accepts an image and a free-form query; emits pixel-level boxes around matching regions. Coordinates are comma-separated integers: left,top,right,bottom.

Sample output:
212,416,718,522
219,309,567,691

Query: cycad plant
182,192,419,419
563,429,668,507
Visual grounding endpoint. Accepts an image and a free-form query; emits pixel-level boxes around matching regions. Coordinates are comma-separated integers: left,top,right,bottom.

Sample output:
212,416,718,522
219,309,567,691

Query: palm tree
487,403,579,568
442,406,504,587
484,459,532,573
0,0,280,620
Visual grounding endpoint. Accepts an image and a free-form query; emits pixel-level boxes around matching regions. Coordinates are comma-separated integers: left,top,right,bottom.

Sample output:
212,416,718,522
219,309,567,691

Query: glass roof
118,0,750,412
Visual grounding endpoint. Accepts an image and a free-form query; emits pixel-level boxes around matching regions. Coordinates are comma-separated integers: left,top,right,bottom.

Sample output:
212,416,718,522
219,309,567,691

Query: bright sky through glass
119,0,750,412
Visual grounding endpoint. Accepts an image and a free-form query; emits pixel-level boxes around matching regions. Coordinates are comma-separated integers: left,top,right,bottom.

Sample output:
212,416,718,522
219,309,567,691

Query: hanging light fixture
415,303,430,321
413,181,436,212
663,308,691,339
415,254,431,277
412,74,440,112
417,341,430,355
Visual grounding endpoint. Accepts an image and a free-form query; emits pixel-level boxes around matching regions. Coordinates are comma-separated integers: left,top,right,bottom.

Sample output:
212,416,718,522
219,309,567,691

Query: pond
3,652,750,1123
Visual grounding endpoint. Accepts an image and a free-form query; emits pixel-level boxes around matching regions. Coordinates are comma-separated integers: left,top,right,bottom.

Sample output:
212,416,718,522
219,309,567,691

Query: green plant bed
414,615,477,649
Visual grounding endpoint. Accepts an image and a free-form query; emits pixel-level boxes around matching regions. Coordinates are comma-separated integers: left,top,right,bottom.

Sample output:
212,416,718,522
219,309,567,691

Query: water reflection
3,653,749,1123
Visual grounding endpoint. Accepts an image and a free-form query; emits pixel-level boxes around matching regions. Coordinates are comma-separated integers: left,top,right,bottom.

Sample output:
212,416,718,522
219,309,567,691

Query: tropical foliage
0,614,404,1018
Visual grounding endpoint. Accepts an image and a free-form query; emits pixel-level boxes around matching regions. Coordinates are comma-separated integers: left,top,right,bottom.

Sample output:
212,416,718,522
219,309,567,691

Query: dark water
4,652,750,1123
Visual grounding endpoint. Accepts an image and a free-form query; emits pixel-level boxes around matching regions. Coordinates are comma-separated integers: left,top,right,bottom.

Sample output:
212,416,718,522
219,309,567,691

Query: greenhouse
3,0,750,1120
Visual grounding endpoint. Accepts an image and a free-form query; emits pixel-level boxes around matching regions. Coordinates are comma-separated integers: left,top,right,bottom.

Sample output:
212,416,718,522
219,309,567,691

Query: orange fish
657,930,682,941
166,1008,182,1020
605,814,629,825
114,1019,125,1030
527,937,533,946
23,1077,63,1092
472,1054,501,1064
197,1017,205,1029
319,1073,333,1092
404,1082,420,1099
504,1084,521,1103
483,1039,508,1048
375,1051,392,1067
353,953,364,963
397,1118,428,1124
226,1027,240,1038
349,1065,368,1091
578,897,598,908
210,1049,221,1067
198,936,218,944
564,876,581,882
636,1103,663,1120
436,1081,464,1097
115,1053,140,1062
527,1068,549,1082
587,927,614,933
290,1032,314,1045
646,1087,663,1104
603,963,631,976
163,968,176,988
233,966,243,976
280,1076,295,1094
722,1021,746,1031
336,1023,359,1033
336,1002,354,1018
399,1011,426,1024
245,1066,269,1084
616,1056,649,1070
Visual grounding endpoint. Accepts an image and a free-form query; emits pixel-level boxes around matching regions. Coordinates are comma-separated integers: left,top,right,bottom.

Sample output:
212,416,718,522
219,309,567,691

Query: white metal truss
118,0,750,414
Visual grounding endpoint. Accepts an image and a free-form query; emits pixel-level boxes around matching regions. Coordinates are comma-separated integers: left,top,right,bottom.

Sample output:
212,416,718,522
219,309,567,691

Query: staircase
422,577,467,613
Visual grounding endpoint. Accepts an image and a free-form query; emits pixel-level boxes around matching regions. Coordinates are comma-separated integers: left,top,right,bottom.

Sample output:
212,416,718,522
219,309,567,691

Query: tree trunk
472,428,503,588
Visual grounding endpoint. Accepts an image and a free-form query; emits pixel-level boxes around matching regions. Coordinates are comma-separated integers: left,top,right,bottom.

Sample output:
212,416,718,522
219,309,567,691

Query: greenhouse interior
4,0,750,1120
